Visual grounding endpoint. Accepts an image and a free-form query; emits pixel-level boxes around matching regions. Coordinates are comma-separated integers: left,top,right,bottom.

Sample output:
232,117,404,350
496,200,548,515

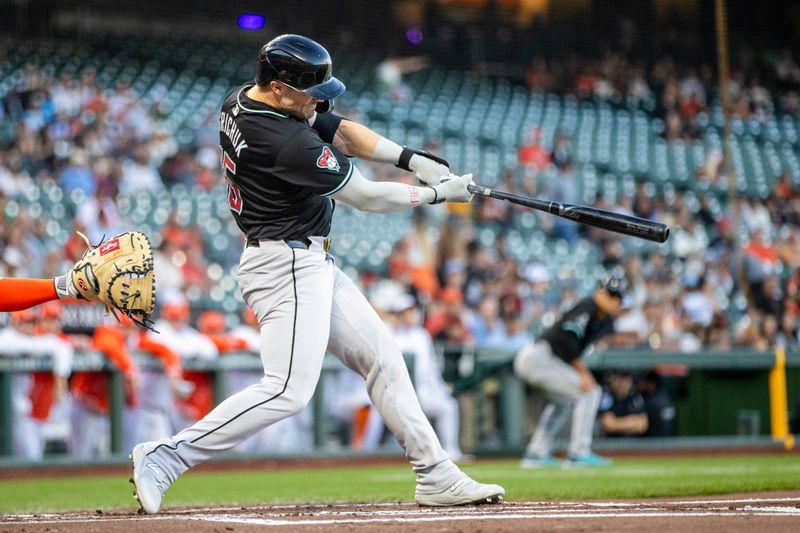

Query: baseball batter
130,34,504,513
513,277,625,467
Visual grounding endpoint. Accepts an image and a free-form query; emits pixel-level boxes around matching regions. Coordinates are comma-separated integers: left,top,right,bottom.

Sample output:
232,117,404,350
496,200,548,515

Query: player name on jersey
219,110,248,157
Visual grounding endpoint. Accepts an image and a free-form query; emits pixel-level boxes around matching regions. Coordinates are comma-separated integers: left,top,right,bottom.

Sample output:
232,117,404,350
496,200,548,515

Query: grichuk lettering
219,112,249,157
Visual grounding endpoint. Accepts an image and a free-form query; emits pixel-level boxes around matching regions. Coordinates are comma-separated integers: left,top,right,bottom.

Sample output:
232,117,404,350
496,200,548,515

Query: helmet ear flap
315,99,334,113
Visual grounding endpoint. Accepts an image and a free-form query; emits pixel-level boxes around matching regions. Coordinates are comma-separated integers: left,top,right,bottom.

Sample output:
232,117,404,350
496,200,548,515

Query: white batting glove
409,153,449,186
431,173,475,203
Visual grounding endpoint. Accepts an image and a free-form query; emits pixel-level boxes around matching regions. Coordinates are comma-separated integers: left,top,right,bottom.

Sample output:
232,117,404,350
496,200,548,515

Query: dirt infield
3,492,800,532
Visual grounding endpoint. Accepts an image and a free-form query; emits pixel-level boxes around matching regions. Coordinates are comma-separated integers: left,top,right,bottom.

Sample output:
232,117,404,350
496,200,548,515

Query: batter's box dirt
3,493,800,532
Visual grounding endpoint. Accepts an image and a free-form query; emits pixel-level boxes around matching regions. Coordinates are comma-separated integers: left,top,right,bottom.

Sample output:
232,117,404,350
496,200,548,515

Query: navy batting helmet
255,34,345,113
600,276,626,299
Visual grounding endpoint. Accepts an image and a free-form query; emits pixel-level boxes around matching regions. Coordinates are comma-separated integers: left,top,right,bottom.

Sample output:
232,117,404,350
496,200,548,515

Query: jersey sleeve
274,129,353,196
598,391,615,414
310,112,344,144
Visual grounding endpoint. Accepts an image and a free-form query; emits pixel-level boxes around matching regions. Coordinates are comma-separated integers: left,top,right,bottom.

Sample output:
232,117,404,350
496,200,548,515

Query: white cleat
130,442,171,514
415,476,505,507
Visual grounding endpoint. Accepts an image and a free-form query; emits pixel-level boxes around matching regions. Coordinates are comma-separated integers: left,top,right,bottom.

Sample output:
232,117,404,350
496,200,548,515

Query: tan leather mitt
71,231,156,330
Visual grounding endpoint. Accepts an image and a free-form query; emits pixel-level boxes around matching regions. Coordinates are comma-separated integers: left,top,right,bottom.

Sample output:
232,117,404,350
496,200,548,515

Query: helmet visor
298,76,346,101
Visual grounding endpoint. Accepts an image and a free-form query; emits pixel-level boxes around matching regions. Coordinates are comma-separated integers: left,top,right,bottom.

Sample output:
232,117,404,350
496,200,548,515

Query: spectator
469,295,503,348
425,287,471,344
58,149,95,196
517,128,551,172
120,143,163,194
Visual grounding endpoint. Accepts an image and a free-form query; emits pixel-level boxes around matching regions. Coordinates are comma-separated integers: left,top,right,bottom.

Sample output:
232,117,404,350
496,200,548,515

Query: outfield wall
0,348,796,461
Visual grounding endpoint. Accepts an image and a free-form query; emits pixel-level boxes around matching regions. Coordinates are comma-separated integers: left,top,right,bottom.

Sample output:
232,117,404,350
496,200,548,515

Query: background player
130,33,504,514
0,308,74,459
69,314,140,458
153,296,219,432
513,277,626,467
598,369,649,438
373,287,469,462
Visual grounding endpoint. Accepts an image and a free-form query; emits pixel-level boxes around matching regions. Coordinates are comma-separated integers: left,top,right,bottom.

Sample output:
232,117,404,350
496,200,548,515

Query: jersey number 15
220,148,243,215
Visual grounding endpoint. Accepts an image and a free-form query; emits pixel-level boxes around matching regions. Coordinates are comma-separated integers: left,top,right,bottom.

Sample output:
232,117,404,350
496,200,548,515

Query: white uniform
153,320,218,432
326,364,384,450
0,327,73,460
229,323,313,454
143,238,462,493
134,81,490,502
392,325,465,460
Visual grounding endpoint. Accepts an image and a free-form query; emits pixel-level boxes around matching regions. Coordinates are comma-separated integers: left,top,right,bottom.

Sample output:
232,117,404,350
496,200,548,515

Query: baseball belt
247,237,331,253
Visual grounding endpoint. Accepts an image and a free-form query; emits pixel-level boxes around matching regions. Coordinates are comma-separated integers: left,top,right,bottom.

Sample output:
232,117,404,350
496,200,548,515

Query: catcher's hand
71,231,156,331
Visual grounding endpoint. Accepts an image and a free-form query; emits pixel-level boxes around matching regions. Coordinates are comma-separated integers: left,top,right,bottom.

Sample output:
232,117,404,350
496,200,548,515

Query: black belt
246,237,331,252
247,237,311,249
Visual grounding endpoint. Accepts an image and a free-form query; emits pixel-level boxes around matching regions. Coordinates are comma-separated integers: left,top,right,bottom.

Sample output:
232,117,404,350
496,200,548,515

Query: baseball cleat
130,442,171,514
415,475,505,506
520,453,561,469
565,452,613,467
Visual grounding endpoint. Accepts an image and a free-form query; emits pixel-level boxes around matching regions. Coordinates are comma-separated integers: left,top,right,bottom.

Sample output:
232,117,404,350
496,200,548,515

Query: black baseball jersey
541,297,615,363
218,83,352,241
598,390,647,437
643,390,676,437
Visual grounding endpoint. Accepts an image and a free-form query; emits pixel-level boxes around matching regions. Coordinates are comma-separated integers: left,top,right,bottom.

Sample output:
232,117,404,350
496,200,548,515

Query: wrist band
428,185,445,205
396,146,415,171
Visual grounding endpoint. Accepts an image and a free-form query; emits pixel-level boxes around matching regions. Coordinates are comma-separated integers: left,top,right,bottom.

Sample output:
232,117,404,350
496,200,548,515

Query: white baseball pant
513,340,601,458
136,370,174,443
142,238,461,493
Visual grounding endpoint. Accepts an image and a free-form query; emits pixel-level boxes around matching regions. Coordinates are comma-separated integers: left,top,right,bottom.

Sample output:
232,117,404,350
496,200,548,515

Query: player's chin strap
76,231,159,333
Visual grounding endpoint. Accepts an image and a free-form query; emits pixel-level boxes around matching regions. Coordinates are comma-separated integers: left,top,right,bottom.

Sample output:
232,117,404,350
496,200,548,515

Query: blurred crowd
524,49,800,140
3,41,800,360
2,35,800,458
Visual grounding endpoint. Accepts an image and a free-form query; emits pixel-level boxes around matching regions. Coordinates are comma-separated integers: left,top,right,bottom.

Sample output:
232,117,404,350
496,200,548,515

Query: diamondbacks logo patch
316,146,340,171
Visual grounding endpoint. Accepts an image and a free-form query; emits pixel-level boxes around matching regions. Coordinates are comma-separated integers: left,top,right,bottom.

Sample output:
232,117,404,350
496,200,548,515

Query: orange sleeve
137,332,182,375
0,278,58,312
207,334,249,353
92,325,135,374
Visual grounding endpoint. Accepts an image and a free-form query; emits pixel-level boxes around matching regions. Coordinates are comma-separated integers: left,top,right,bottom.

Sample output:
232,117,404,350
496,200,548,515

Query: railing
449,347,797,451
0,347,796,458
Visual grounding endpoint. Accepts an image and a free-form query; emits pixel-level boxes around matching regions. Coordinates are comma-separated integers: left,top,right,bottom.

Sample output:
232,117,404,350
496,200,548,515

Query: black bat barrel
467,184,670,243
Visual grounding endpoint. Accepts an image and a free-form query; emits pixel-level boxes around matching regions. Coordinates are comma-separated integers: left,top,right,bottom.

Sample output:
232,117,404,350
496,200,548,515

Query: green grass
1,454,799,513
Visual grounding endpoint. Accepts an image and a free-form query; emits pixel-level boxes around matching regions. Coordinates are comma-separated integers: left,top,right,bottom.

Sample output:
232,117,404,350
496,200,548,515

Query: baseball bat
467,184,670,243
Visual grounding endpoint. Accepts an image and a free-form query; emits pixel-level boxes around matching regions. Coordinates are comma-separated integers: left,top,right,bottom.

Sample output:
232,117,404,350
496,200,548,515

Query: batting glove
431,173,475,203
396,147,450,186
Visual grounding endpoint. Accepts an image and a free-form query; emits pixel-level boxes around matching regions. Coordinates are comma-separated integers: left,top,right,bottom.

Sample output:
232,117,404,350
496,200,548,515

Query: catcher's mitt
71,231,156,330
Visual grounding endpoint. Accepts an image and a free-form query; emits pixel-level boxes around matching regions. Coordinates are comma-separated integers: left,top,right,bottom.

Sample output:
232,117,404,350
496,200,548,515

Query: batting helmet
600,276,626,299
255,34,345,113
